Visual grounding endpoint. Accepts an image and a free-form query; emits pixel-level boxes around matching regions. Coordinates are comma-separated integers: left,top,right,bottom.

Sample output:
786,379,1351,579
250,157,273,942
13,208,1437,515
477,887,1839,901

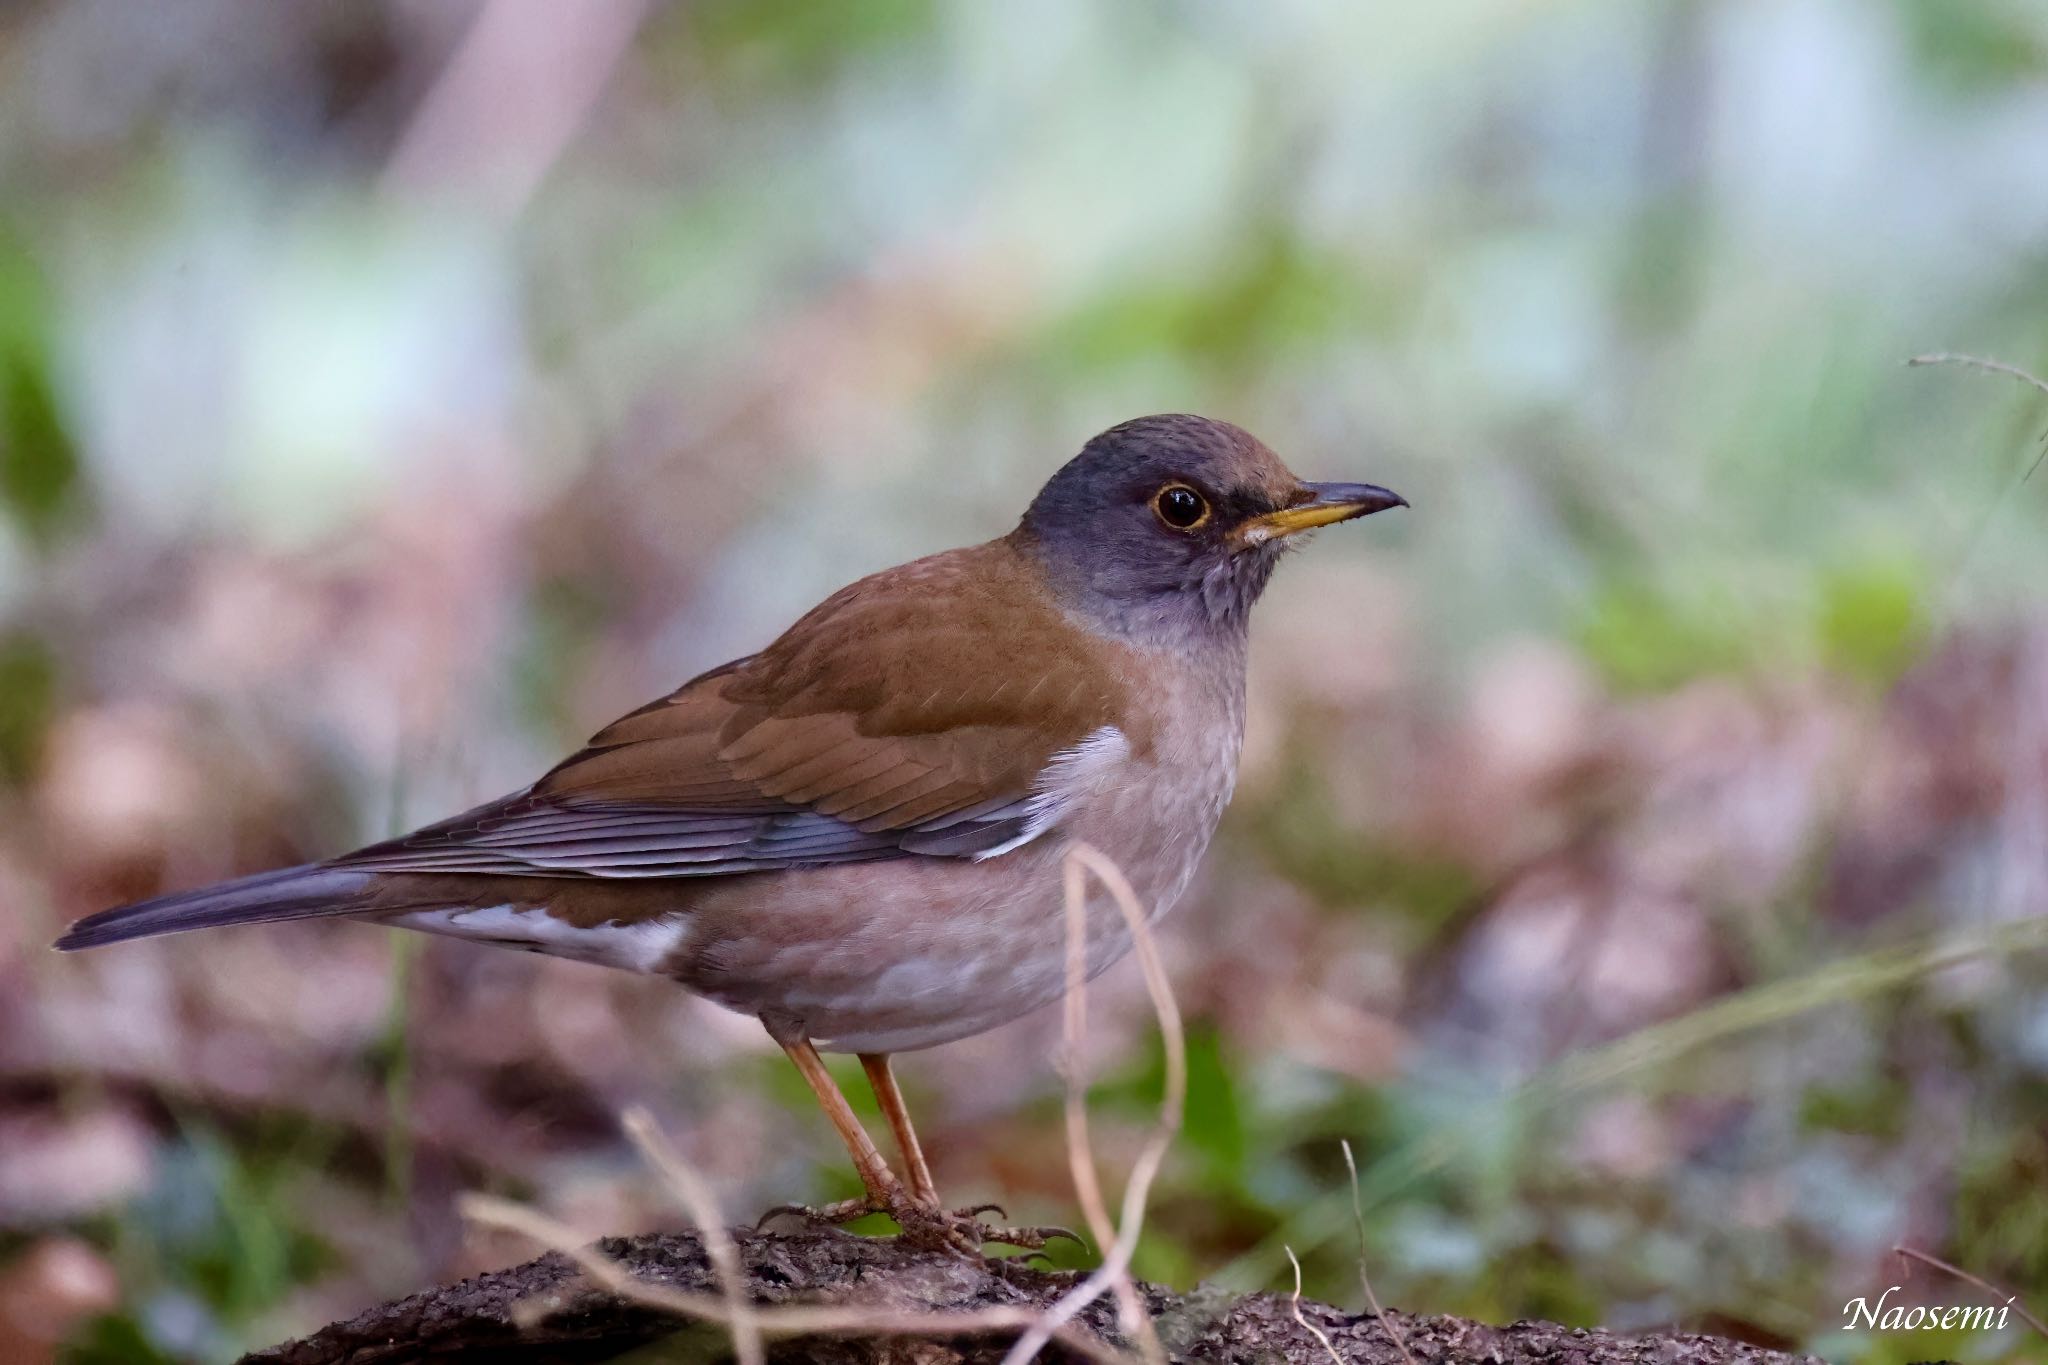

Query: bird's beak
1240,481,1407,544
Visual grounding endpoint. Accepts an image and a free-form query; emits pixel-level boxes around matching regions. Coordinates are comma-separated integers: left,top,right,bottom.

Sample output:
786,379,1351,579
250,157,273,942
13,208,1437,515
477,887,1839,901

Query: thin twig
459,1195,1132,1365
1908,352,2048,398
1907,351,2048,482
1893,1243,2048,1341
621,1106,762,1365
1002,843,1187,1365
1061,852,1121,1260
1341,1141,1415,1365
1287,1246,1347,1365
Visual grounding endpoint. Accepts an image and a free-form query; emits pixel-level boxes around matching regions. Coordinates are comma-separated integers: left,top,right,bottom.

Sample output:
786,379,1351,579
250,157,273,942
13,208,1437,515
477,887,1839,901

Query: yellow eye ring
1152,483,1210,531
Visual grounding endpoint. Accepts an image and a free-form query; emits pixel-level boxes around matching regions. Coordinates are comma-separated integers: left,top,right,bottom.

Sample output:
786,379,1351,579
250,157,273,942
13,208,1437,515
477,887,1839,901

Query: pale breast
1059,649,1243,923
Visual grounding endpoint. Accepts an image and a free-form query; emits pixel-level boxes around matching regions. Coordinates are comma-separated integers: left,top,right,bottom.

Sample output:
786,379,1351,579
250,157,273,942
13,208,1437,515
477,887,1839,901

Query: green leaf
1181,1026,1247,1182
0,631,57,783
1815,553,1927,686
0,227,84,546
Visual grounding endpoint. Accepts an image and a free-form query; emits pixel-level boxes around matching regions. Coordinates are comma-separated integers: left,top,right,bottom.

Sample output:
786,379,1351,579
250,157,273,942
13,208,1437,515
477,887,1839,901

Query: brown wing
338,540,1135,879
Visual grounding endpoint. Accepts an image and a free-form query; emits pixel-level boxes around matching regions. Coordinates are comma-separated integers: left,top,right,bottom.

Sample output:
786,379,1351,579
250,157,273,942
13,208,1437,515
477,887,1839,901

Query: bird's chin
1195,542,1286,628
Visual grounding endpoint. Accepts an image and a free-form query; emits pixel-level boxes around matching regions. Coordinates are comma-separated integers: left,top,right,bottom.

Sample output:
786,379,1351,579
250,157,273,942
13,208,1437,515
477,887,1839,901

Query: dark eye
1152,484,1210,531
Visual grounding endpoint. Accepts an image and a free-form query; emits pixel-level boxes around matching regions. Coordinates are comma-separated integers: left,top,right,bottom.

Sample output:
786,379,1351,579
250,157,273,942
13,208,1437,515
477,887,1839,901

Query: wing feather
335,541,1139,881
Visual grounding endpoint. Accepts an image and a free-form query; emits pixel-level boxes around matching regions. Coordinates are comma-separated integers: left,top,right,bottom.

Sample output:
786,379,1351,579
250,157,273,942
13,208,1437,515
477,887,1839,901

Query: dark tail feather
54,864,376,951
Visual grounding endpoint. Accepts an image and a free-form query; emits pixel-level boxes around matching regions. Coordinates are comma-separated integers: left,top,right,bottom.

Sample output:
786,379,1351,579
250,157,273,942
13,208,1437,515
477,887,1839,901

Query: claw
755,1197,885,1231
954,1202,1087,1254
755,1202,804,1231
978,1223,1087,1252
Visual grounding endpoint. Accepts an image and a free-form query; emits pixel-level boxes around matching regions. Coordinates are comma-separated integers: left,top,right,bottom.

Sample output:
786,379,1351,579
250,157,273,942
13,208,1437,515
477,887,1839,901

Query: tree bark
242,1228,1821,1365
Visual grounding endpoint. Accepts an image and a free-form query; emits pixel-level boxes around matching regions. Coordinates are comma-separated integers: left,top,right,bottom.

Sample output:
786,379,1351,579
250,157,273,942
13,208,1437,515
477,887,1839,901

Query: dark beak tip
1310,481,1406,516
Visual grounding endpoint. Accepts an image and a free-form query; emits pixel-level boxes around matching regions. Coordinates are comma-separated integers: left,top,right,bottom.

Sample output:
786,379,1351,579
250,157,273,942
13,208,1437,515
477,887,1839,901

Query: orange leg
778,1037,902,1206
860,1053,940,1208
766,1033,1081,1257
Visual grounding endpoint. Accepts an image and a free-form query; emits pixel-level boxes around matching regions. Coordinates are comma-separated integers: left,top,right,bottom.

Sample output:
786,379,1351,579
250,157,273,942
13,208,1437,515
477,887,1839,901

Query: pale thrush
57,414,1404,1252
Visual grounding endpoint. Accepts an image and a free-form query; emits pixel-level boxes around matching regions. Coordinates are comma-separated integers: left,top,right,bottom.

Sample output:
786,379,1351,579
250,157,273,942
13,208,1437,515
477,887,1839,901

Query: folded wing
339,544,1135,880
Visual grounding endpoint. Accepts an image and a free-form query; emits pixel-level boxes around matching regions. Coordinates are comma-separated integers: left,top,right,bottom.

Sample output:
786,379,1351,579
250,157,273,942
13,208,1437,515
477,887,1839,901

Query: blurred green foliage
70,1126,336,1363
1895,0,2048,91
1817,552,1928,686
0,228,84,547
0,631,58,783
1045,231,1389,383
1954,1130,2048,1295
684,0,941,89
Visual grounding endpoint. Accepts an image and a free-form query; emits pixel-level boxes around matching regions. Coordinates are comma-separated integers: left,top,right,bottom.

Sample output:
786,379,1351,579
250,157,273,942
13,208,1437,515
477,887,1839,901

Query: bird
55,414,1404,1254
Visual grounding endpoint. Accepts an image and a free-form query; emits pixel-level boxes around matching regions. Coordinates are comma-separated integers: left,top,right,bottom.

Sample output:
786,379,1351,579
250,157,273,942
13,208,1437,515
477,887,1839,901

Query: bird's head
1015,414,1405,642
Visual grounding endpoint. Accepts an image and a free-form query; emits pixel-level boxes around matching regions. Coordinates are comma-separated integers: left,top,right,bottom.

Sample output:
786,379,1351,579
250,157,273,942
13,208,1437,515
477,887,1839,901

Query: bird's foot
943,1202,1087,1255
757,1194,1083,1259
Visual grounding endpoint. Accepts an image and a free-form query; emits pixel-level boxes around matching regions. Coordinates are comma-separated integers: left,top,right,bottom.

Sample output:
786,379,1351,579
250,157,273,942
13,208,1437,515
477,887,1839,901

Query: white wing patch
972,725,1131,861
389,905,686,973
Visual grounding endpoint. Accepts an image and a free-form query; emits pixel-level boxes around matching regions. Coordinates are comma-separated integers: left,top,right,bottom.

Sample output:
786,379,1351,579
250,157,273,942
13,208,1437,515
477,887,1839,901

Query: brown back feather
537,538,1134,827
338,538,1138,879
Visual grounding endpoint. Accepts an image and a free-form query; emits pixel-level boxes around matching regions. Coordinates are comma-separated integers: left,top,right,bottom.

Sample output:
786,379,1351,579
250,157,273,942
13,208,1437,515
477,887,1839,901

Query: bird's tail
54,864,376,951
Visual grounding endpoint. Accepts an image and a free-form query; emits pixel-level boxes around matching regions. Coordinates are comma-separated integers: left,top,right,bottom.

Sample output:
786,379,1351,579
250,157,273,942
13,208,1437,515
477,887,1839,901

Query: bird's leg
763,1036,979,1254
858,1052,1086,1257
760,1036,1081,1258
858,1053,940,1208
769,1035,905,1217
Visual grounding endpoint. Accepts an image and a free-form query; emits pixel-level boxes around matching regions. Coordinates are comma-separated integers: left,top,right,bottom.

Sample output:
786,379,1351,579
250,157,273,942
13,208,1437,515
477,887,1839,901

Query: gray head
1014,414,1404,644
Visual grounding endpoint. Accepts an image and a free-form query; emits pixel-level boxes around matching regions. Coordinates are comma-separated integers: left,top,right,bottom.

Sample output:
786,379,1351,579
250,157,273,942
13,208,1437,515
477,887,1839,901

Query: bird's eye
1152,484,1210,531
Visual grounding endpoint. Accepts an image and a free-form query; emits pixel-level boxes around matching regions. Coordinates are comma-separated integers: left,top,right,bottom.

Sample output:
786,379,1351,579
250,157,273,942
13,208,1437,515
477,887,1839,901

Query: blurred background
2,1,2046,1361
